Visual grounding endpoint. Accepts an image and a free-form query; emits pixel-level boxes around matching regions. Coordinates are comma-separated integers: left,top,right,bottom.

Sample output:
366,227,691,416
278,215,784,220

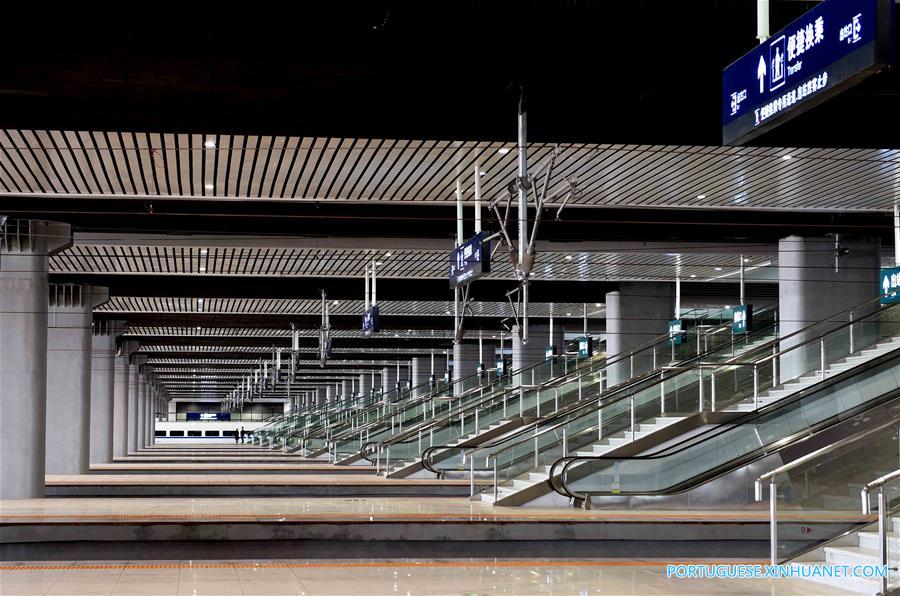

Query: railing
755,420,899,565
420,308,778,495
861,469,900,594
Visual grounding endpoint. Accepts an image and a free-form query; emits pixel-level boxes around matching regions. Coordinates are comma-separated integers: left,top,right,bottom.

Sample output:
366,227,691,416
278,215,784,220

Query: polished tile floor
0,559,844,595
1,496,867,525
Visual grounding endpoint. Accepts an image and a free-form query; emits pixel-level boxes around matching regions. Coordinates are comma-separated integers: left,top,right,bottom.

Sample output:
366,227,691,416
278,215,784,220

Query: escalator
374,307,772,478
549,341,899,508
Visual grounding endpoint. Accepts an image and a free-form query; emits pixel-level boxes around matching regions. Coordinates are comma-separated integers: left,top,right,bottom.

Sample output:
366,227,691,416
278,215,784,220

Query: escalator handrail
391,308,778,459
550,348,900,500
421,313,780,471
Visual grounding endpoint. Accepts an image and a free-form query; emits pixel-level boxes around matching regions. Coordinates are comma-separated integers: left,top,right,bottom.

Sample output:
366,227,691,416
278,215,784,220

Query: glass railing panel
772,422,899,563
886,476,900,591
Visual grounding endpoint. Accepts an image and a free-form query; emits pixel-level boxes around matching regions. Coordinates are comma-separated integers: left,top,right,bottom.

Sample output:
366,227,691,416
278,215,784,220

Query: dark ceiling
0,1,896,148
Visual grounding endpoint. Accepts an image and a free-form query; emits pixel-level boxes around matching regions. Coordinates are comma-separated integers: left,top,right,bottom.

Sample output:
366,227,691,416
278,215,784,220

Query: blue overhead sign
723,0,894,144
449,232,491,288
362,305,380,335
881,267,900,304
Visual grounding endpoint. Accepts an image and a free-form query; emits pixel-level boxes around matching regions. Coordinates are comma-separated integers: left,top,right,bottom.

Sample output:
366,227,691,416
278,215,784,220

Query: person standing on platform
234,429,239,444
240,427,245,444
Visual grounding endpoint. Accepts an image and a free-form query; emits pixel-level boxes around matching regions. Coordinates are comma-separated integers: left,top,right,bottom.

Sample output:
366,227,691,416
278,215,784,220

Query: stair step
857,531,900,551
824,545,881,567
788,563,880,594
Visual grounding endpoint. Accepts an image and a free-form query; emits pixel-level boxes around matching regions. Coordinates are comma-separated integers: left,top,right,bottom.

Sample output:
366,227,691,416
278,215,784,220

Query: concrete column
316,386,326,405
112,354,130,457
0,220,71,498
452,342,480,394
45,285,106,474
341,380,350,400
779,236,881,380
410,357,431,396
90,322,122,463
127,364,140,453
358,373,372,397
144,382,153,446
512,324,563,377
605,282,675,386
381,366,397,394
325,384,334,403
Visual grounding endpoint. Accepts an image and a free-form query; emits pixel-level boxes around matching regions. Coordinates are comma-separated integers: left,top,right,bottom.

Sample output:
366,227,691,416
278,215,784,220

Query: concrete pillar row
512,324,563,377
358,373,372,398
316,386,326,405
0,220,72,498
45,285,107,475
341,380,351,400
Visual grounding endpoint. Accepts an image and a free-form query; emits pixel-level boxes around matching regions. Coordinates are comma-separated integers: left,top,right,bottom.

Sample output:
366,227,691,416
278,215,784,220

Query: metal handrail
550,354,900,506
423,311,779,477
861,469,900,594
755,419,899,566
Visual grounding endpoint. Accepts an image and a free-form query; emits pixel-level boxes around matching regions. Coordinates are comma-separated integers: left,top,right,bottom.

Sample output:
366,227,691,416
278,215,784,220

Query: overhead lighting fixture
564,255,573,260
375,261,383,266
714,267,722,271
497,148,510,155
565,312,572,316
197,298,204,303
724,305,731,309
333,300,339,305
744,258,751,263
594,303,602,307
204,183,214,191
782,154,792,160
479,170,487,176
445,310,451,315
199,266,206,272
384,252,392,257
204,140,216,149
690,274,697,278
697,194,706,199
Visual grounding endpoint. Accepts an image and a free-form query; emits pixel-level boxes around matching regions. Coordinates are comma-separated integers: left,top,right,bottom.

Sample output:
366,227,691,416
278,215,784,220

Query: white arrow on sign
757,55,766,93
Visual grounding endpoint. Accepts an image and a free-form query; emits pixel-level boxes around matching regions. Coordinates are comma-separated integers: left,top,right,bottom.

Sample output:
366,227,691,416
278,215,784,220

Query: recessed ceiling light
595,303,602,307
332,300,339,305
697,194,706,199
715,267,722,271
204,140,216,149
445,310,451,315
724,305,731,309
690,274,697,278
479,170,487,176
375,261,383,266
566,312,572,316
565,255,573,260
204,183,214,190
199,267,206,272
497,148,510,155
744,258,751,263
197,298,204,303
200,249,208,255
782,154,792,160
385,252,392,257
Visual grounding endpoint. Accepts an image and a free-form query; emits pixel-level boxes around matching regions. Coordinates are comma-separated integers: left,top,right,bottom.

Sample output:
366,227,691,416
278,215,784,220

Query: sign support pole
675,276,681,318
756,0,769,43
894,202,899,267
517,94,529,344
740,255,746,305
474,162,482,234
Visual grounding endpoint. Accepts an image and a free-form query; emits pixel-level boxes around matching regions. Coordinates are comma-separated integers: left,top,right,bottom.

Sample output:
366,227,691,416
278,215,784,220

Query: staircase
724,337,900,413
791,517,899,594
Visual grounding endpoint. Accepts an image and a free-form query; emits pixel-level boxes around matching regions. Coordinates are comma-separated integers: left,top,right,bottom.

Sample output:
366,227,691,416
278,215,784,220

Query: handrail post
470,456,475,497
698,365,704,413
598,407,603,441
630,395,636,442
493,458,498,502
770,477,778,566
562,427,567,456
820,338,826,380
630,354,634,378
660,371,665,415
753,365,759,410
849,310,855,354
578,377,582,400
711,368,717,412
534,435,539,467
879,487,888,594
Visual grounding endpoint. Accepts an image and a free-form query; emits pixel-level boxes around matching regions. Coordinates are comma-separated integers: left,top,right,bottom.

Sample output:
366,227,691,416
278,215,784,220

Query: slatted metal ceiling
105,298,603,318
56,245,774,282
2,130,897,211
